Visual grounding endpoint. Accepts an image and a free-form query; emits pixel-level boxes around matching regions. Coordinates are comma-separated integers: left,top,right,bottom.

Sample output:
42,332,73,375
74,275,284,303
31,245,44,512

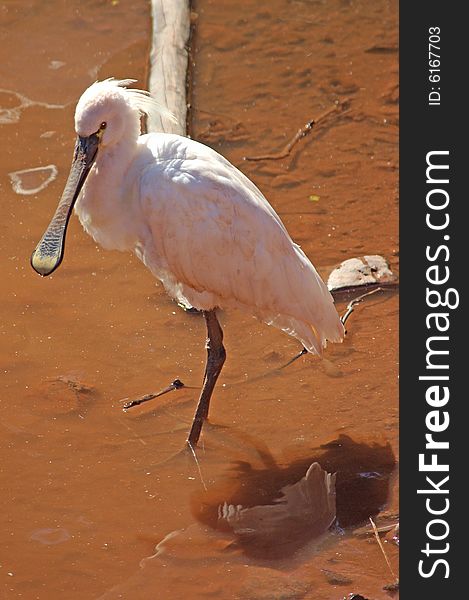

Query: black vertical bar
400,2,464,596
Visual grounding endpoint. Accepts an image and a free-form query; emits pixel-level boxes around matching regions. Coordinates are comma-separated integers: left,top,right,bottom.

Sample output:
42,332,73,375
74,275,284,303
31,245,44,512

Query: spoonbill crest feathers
74,78,177,139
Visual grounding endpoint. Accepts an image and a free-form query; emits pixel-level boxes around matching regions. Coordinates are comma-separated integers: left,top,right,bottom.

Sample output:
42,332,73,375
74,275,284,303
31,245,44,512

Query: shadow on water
190,434,396,560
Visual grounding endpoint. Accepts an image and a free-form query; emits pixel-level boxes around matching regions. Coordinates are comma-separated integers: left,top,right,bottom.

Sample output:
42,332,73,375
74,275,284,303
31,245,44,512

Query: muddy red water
1,1,398,599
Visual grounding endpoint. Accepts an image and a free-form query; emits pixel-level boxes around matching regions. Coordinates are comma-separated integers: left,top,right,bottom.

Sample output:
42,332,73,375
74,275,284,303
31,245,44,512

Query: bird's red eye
100,122,107,130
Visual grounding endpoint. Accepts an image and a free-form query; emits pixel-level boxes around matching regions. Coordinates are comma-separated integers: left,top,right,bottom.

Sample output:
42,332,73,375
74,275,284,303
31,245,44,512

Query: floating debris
29,375,95,416
40,130,56,139
9,164,58,195
0,88,64,125
48,60,66,70
30,527,71,546
328,255,397,293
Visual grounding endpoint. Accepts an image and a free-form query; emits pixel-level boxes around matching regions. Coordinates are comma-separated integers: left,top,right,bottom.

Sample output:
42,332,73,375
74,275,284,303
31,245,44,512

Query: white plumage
32,78,344,445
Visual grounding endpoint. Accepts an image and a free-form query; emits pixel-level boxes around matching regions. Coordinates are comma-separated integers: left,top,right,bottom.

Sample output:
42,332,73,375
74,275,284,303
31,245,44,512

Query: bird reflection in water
191,435,396,559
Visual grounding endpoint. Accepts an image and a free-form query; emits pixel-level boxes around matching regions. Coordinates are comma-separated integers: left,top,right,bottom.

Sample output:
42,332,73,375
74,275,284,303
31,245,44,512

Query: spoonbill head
31,78,344,446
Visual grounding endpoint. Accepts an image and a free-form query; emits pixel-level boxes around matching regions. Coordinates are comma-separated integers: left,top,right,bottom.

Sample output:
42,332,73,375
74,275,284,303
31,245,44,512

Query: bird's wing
138,135,343,352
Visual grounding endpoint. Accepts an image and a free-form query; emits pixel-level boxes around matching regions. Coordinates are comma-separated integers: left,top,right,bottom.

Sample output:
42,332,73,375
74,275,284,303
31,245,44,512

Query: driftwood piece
149,0,190,134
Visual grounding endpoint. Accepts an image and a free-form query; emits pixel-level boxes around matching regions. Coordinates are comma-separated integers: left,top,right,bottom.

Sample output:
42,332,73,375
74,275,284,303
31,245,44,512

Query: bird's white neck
74,134,143,252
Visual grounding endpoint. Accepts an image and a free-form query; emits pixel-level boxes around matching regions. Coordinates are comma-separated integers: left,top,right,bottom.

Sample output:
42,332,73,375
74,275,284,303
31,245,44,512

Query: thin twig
369,517,397,581
121,379,187,410
187,441,208,491
341,287,383,327
244,100,350,162
354,520,400,537
279,346,308,369
244,119,314,161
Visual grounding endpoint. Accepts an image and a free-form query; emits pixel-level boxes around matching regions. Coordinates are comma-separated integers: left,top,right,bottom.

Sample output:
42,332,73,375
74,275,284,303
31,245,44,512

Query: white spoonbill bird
31,78,344,447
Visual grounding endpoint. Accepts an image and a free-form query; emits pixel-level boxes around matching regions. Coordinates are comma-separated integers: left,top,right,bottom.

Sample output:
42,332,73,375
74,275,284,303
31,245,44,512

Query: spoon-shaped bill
30,133,99,276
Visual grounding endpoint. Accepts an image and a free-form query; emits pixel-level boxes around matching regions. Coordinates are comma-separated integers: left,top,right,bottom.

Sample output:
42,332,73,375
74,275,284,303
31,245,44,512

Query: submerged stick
244,100,350,162
279,346,308,369
121,378,186,410
341,287,383,327
244,119,314,162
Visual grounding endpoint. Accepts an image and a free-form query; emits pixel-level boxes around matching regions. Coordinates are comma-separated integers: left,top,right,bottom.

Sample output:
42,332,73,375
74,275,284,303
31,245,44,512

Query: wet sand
1,1,398,598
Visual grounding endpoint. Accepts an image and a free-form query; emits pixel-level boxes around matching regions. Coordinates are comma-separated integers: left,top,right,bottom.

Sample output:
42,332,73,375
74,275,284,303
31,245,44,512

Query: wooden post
149,0,190,135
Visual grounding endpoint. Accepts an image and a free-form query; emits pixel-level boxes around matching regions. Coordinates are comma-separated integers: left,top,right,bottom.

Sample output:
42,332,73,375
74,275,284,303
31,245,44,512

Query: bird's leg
187,309,226,447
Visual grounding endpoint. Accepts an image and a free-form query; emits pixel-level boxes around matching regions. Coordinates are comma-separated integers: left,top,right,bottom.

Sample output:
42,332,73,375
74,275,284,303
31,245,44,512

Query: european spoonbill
31,78,344,447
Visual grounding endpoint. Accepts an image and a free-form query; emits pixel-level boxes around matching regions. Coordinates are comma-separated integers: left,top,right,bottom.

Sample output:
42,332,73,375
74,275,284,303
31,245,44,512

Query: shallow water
1,1,398,598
